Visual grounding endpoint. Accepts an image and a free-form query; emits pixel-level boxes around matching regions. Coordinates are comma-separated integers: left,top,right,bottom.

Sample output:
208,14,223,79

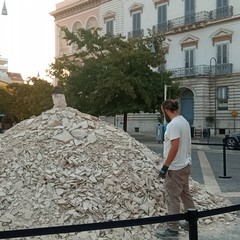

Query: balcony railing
210,63,233,76
128,29,144,39
152,6,233,33
209,6,233,21
153,22,168,34
168,63,233,78
169,65,210,78
168,11,209,30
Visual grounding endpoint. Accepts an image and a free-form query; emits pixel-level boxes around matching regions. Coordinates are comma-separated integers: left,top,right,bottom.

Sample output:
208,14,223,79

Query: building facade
0,55,12,88
51,0,240,135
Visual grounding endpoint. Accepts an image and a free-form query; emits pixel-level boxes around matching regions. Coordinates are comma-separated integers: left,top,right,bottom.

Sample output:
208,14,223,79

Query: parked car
225,132,240,150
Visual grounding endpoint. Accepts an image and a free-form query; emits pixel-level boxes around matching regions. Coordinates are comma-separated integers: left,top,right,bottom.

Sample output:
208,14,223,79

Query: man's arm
159,138,180,178
164,138,180,167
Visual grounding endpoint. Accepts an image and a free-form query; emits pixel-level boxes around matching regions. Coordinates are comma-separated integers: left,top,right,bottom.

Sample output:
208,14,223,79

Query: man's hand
159,165,169,179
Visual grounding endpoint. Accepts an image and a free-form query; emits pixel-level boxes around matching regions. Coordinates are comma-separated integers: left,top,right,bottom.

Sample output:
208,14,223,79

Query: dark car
225,132,240,150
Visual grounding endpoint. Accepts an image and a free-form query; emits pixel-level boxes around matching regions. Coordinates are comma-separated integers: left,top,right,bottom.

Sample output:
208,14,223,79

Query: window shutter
133,12,141,30
217,45,222,64
158,5,167,23
190,49,194,67
185,51,189,68
222,44,227,63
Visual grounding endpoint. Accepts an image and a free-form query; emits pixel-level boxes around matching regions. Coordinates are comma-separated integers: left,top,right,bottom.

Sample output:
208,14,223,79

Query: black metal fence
0,204,240,240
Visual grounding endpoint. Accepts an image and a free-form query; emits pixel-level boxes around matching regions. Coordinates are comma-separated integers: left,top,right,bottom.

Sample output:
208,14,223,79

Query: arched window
72,21,82,53
59,27,69,55
86,17,98,30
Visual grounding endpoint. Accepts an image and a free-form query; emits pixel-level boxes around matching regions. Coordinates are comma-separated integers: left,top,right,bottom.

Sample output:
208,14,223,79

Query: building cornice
50,0,111,21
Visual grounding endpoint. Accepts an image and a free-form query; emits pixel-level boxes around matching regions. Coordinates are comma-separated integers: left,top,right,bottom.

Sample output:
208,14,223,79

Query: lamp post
210,57,217,136
1,0,7,15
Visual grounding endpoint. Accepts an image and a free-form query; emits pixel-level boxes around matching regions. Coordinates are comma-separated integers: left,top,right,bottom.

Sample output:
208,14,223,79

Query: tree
0,88,13,123
48,28,179,131
5,78,53,122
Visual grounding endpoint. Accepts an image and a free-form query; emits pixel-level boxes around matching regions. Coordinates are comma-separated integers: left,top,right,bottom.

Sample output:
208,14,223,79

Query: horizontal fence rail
0,204,240,240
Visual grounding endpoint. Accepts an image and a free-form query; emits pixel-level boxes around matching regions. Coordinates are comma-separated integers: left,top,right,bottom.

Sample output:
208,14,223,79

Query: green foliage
48,28,179,129
2,78,53,122
0,89,13,121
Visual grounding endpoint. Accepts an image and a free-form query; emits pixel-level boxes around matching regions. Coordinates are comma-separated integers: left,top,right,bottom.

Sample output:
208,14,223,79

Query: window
217,43,228,64
106,19,114,35
72,22,82,53
132,12,142,38
185,0,195,25
216,0,229,19
185,49,195,76
216,43,229,74
217,86,228,110
217,0,228,8
59,27,69,55
157,4,167,32
86,17,98,29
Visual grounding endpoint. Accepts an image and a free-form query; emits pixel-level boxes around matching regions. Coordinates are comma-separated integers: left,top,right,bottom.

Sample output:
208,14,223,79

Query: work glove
159,165,169,179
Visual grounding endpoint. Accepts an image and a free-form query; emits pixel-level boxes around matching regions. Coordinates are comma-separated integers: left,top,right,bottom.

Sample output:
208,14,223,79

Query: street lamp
1,0,7,15
210,57,217,136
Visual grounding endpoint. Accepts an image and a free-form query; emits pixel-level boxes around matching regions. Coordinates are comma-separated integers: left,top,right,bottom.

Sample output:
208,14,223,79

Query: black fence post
219,136,231,178
187,209,198,240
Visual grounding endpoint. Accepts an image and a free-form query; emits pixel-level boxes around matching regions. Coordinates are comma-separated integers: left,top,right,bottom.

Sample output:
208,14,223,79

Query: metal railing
0,205,240,239
168,63,233,78
209,5,233,21
152,6,233,33
128,28,144,39
211,63,233,76
169,65,210,78
168,11,209,30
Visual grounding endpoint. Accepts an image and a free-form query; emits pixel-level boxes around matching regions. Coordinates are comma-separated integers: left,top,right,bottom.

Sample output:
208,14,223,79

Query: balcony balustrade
128,29,144,39
210,63,233,76
209,6,233,21
168,11,209,30
168,63,233,78
152,6,233,33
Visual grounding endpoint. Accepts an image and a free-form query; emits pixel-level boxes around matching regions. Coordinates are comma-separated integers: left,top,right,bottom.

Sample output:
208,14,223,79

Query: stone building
50,0,240,135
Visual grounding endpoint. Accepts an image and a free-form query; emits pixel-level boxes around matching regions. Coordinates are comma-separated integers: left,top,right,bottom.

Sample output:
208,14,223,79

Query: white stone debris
0,107,236,239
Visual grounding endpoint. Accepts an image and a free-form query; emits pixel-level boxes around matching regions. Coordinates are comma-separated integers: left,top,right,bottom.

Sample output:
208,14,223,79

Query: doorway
180,88,194,126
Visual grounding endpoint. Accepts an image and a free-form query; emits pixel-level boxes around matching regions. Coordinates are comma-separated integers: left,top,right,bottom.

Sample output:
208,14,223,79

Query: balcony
210,63,233,76
152,6,234,34
168,63,233,78
128,29,144,39
168,11,209,31
153,22,168,34
169,65,210,78
209,6,233,21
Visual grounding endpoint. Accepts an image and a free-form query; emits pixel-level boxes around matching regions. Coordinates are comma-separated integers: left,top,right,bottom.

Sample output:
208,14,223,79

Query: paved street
131,133,240,240
131,133,240,205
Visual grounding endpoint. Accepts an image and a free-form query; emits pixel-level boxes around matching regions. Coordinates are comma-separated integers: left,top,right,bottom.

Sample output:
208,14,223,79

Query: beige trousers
165,165,195,231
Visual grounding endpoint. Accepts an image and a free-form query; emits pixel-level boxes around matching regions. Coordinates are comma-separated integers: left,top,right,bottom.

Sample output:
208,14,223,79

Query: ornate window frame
152,0,169,8
210,29,233,46
103,10,116,23
180,35,199,51
129,3,144,15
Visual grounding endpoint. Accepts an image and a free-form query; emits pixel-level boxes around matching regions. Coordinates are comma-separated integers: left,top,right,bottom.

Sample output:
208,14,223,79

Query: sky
0,0,62,82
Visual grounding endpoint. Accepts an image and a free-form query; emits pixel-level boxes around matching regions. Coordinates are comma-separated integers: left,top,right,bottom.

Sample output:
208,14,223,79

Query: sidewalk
131,133,240,239
130,133,240,203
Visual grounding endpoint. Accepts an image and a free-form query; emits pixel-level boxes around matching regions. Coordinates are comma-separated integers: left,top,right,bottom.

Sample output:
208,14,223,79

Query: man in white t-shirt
155,99,195,239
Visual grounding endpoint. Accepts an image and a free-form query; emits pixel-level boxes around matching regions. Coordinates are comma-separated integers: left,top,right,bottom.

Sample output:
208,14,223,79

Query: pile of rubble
0,107,235,239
